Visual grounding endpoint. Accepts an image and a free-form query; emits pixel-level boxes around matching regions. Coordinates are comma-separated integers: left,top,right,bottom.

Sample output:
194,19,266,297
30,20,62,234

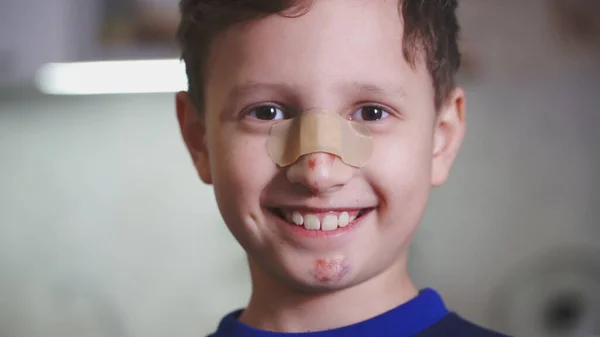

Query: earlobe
175,91,213,185
431,88,466,187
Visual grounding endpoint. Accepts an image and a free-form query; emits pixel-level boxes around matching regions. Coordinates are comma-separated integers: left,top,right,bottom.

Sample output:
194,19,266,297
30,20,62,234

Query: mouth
268,207,374,232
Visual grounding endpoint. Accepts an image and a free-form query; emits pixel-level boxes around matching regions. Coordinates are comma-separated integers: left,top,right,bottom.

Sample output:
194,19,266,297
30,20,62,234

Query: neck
239,257,418,333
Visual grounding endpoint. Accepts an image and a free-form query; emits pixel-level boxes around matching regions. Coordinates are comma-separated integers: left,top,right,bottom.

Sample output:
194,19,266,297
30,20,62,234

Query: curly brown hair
176,0,461,112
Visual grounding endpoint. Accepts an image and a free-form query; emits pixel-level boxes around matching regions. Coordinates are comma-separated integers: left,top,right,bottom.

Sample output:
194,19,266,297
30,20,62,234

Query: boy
175,0,511,336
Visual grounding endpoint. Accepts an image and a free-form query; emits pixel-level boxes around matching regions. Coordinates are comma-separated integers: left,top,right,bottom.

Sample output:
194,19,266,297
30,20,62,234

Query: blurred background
0,0,599,336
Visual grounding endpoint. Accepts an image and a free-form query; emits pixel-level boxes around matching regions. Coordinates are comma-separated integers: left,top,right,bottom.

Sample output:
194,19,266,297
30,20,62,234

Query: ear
176,91,213,185
431,88,466,187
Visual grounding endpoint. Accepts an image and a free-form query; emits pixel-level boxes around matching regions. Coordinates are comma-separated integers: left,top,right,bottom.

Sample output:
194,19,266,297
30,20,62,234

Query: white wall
0,93,252,336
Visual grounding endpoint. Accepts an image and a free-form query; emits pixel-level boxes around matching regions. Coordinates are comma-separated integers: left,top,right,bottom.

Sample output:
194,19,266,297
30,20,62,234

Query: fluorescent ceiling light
36,59,187,95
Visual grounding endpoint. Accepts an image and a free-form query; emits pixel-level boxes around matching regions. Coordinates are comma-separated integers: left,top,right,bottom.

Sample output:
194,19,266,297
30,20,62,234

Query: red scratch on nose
327,154,336,164
308,158,317,170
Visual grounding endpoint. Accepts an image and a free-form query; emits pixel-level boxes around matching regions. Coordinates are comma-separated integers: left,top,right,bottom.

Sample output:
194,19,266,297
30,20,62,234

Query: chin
277,248,380,290
280,268,358,293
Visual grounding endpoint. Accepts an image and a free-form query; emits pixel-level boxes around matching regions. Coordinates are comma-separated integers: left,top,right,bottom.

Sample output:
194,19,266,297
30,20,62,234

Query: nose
285,152,354,194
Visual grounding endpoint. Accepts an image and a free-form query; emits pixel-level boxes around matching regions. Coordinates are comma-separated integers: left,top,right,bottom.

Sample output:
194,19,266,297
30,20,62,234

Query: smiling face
177,0,465,292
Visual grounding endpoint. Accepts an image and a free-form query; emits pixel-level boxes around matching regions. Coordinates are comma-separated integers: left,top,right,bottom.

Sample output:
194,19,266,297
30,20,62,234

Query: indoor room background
0,0,599,336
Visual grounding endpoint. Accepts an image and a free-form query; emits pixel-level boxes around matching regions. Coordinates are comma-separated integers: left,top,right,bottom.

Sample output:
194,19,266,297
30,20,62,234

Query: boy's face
177,0,465,291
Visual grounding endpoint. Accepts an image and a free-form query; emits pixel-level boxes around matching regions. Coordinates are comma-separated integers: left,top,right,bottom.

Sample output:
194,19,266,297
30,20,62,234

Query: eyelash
243,103,397,122
243,103,288,120
349,104,394,122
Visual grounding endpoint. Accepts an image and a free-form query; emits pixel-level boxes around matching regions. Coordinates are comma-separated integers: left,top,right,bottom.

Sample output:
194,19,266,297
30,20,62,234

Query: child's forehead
206,0,430,101
237,0,406,45
211,0,406,58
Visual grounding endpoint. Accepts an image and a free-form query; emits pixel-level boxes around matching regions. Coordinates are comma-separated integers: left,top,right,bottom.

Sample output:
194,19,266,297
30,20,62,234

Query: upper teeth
285,211,357,231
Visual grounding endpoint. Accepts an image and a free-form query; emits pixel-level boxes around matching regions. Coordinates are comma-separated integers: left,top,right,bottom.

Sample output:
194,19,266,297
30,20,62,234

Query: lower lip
268,209,372,239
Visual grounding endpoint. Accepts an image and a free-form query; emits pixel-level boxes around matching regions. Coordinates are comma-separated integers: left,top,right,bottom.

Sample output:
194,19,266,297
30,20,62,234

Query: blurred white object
0,0,180,90
35,59,187,95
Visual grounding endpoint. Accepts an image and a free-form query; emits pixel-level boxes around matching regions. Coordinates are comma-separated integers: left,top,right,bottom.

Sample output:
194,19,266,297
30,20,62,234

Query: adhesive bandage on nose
267,109,373,167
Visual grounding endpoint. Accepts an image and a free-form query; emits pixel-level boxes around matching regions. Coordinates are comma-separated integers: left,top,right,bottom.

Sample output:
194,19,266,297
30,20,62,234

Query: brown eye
352,106,390,121
247,105,285,120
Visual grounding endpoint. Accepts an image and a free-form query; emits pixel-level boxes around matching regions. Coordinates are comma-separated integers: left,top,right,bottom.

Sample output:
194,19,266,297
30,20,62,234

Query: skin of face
176,0,465,331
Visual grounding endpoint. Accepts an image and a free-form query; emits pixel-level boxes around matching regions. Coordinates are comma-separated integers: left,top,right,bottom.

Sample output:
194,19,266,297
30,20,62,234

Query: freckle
308,158,317,170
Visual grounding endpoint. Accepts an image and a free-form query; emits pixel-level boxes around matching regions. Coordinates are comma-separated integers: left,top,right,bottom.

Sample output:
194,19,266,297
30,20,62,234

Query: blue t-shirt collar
212,288,449,337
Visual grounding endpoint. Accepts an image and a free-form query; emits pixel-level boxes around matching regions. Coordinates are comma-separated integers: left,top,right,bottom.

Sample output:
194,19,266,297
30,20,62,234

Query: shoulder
417,313,512,337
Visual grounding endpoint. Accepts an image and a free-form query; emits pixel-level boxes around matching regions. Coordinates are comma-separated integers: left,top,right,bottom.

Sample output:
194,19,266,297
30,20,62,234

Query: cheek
370,130,433,184
207,129,280,249
209,129,275,205
368,129,433,222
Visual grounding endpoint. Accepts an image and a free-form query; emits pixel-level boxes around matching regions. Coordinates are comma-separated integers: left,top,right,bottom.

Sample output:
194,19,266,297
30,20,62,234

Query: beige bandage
267,109,373,167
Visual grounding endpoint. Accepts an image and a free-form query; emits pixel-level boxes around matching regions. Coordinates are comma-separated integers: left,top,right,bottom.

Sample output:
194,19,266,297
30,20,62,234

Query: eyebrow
337,81,407,98
227,81,296,101
226,80,406,102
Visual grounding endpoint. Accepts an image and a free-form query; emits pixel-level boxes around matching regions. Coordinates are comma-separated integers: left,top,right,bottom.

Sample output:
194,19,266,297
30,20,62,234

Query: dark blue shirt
209,289,511,337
